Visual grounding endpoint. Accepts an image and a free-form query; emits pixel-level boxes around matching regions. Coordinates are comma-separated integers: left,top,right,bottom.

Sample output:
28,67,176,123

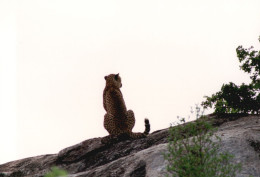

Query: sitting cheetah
102,73,150,143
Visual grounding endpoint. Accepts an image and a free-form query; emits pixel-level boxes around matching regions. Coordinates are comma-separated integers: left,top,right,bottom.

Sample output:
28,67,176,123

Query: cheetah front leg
104,113,119,135
102,113,120,144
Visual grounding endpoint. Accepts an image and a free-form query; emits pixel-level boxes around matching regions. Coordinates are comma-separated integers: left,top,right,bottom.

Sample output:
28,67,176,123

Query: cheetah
102,73,150,143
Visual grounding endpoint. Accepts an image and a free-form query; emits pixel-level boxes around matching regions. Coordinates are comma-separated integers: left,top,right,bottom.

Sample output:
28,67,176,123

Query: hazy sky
1,0,260,164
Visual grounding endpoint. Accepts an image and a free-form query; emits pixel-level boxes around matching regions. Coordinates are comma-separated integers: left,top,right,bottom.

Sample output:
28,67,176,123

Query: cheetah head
104,73,122,88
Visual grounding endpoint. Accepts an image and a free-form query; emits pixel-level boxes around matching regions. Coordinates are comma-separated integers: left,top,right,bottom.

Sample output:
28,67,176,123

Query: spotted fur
102,73,150,143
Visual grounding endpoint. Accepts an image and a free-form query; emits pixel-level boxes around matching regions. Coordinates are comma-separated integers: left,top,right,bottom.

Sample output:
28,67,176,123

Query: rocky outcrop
0,115,259,177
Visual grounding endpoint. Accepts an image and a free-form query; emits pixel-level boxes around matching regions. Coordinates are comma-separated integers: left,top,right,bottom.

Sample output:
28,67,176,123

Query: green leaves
203,35,260,114
164,109,241,177
237,41,260,83
44,167,68,177
202,82,259,114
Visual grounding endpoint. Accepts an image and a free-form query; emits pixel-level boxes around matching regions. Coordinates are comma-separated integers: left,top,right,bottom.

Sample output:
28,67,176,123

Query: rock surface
0,115,260,177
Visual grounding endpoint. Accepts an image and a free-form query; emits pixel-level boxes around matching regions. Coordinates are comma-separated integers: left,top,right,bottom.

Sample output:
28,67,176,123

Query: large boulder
0,115,259,177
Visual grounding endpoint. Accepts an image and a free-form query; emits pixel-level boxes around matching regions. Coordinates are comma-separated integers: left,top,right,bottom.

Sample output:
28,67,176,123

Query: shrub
164,106,241,177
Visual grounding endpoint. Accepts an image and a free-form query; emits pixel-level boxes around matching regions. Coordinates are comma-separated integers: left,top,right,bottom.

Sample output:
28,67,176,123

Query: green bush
44,167,68,177
164,106,241,177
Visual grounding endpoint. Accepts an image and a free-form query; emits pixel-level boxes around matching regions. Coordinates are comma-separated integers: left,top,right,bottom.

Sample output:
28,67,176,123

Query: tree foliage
237,37,260,85
202,82,260,114
202,36,260,114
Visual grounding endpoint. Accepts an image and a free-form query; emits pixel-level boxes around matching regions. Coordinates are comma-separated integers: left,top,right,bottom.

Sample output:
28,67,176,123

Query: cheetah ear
104,76,107,80
115,73,119,80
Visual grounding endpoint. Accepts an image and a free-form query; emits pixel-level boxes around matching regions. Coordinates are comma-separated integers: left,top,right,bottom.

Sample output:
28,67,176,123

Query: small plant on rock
44,167,68,177
164,106,241,177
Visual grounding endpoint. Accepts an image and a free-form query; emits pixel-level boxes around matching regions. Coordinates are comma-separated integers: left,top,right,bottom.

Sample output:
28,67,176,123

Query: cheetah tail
144,118,150,135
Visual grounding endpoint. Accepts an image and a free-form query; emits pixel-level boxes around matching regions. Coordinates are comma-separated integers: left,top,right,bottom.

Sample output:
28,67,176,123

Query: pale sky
1,0,260,164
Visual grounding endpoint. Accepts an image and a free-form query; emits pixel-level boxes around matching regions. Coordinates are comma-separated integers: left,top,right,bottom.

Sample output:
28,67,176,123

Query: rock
0,115,259,177
214,115,260,177
68,144,168,177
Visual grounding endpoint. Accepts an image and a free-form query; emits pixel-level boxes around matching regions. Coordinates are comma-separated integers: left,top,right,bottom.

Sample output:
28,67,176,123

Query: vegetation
44,167,68,177
202,36,260,114
164,106,241,177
